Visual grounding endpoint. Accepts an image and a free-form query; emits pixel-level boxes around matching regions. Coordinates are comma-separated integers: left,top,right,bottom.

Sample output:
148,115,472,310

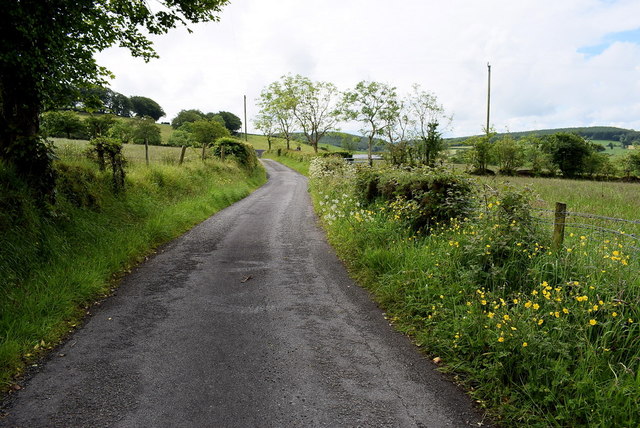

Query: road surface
1,159,487,427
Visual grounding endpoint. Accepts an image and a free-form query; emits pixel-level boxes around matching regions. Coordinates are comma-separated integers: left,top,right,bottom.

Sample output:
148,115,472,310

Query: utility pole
486,62,491,136
244,95,248,142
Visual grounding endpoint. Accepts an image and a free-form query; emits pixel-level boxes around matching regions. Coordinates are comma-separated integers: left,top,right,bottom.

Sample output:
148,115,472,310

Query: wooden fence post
144,141,149,166
553,202,567,250
179,145,187,165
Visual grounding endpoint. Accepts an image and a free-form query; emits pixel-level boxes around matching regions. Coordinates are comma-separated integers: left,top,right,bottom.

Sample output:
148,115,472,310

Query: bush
354,166,474,232
211,137,258,170
460,186,549,293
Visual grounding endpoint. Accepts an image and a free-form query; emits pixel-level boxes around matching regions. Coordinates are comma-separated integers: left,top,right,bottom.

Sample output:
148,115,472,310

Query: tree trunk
0,75,55,201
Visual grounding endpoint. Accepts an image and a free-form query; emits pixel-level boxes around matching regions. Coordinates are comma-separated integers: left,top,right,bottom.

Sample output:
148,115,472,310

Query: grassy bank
261,150,312,175
307,157,640,426
0,154,266,390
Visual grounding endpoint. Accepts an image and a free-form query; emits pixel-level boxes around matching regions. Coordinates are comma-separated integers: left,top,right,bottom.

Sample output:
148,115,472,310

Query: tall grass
0,153,266,390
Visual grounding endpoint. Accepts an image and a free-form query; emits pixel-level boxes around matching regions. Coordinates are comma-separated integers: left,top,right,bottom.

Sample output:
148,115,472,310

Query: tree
289,76,342,154
171,109,204,129
109,91,133,117
130,96,165,121
132,117,161,146
0,0,229,198
466,131,495,174
109,119,136,144
190,119,230,159
133,116,161,165
343,81,399,165
257,78,298,150
41,111,86,139
406,84,451,167
167,129,196,147
543,132,594,178
85,114,117,139
217,111,242,135
622,151,640,177
253,112,277,151
491,135,525,175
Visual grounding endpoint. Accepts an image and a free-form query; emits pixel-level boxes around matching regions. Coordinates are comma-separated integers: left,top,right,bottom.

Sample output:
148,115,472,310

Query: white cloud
96,0,640,137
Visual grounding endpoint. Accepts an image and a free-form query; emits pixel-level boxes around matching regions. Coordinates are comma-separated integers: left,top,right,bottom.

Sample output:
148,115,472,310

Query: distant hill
292,132,385,152
447,126,640,145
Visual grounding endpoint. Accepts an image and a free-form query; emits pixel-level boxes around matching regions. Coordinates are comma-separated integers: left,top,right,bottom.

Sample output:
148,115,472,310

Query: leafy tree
521,135,553,175
167,129,196,147
41,111,86,139
190,119,230,159
109,119,135,144
343,80,399,165
257,78,298,150
171,109,204,129
217,111,242,135
621,151,640,177
466,131,495,173
132,117,161,146
130,96,165,121
1,0,229,199
109,91,133,117
543,132,594,178
85,114,117,139
289,75,342,154
406,84,450,166
253,112,277,151
492,135,525,175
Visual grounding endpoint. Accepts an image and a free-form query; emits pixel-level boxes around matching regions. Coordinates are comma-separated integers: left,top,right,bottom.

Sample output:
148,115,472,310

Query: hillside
447,126,640,144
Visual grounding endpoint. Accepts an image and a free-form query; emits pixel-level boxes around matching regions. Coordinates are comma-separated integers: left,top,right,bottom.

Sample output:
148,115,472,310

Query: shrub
460,186,549,293
354,166,474,232
88,137,126,192
211,137,258,170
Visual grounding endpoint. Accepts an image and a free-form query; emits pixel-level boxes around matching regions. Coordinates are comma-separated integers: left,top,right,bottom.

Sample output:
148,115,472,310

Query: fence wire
530,207,640,253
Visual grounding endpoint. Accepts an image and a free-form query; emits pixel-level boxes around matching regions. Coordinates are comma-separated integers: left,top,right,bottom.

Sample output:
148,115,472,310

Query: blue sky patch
578,27,640,57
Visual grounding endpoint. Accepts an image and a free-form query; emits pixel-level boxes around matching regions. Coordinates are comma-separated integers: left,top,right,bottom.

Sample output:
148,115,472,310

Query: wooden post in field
221,144,226,162
179,145,187,165
145,141,149,166
201,144,206,161
553,202,567,250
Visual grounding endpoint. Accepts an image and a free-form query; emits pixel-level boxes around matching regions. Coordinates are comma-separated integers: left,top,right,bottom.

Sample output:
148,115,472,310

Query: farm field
475,175,640,219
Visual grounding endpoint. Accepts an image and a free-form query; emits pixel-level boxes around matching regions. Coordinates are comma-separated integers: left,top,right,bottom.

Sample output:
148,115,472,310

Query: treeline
454,131,640,179
60,86,166,121
449,126,640,146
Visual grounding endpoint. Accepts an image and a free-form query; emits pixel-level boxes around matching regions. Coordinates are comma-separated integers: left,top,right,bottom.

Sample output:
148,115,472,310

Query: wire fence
530,206,640,254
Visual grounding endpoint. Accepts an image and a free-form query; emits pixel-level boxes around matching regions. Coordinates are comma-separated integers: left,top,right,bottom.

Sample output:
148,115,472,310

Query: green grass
0,151,266,391
476,175,640,220
245,133,344,154
306,157,640,426
261,151,311,176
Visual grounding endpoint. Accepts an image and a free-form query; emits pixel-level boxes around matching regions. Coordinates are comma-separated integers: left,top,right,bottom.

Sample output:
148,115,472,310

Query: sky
96,0,640,138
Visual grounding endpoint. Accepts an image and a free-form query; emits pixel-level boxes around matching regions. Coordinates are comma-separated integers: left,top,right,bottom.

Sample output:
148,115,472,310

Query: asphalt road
1,159,487,427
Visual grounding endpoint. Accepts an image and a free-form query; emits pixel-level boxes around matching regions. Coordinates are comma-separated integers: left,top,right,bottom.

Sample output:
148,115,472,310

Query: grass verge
307,157,640,426
0,157,266,391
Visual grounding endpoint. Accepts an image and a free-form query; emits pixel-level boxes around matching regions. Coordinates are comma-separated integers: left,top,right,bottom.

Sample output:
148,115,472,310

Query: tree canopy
130,96,165,121
171,109,205,129
0,0,229,198
217,111,242,135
